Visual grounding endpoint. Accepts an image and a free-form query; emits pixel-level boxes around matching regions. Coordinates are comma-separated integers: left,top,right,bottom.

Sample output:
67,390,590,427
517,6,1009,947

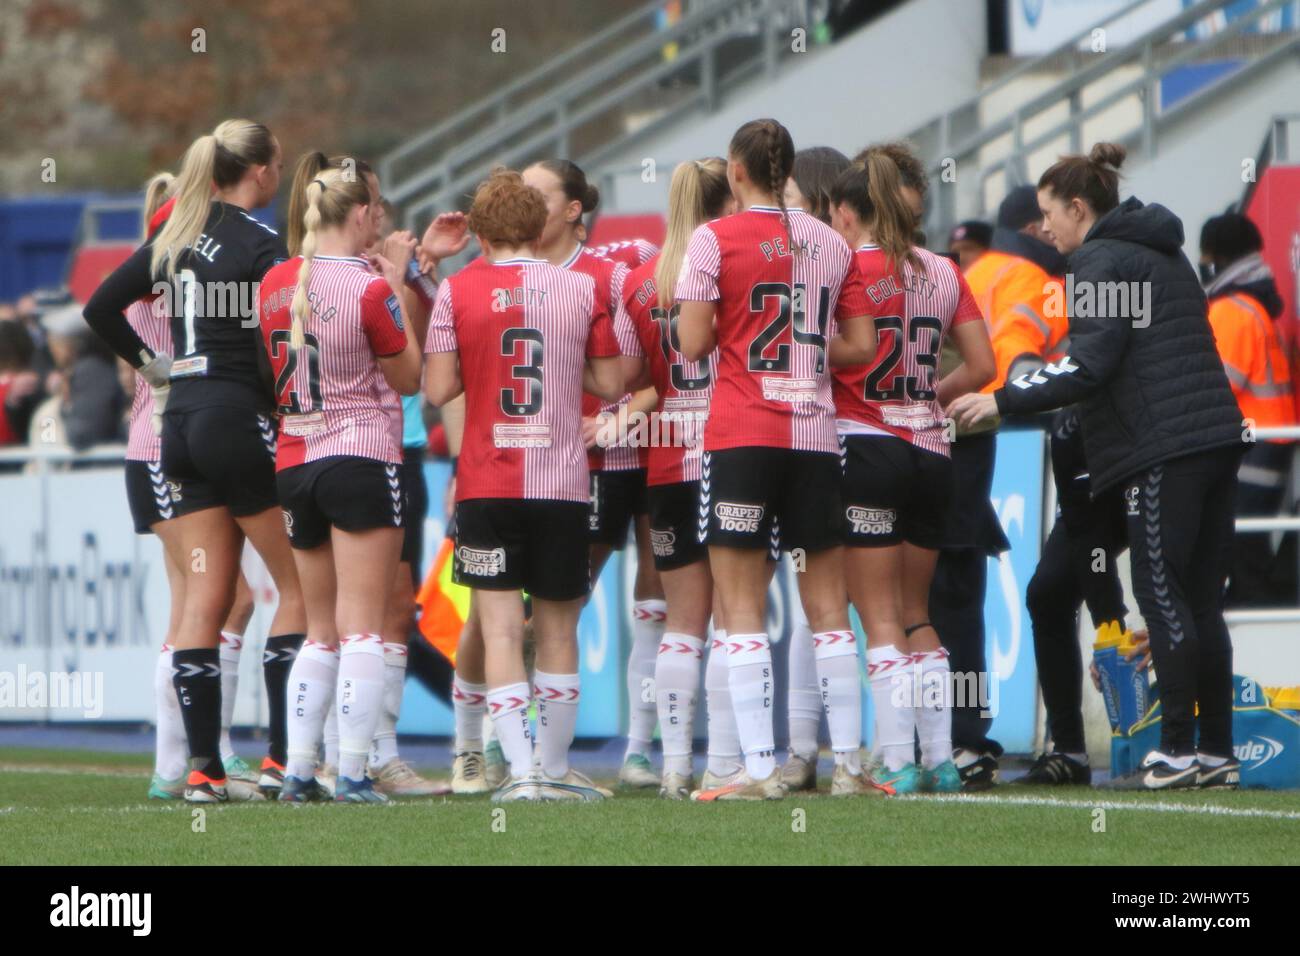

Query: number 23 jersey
832,245,982,457
675,206,871,454
425,256,621,504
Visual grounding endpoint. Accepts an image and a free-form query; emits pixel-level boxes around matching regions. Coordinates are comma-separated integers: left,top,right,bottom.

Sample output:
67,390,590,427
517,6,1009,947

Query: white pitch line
0,764,147,779
899,792,1300,821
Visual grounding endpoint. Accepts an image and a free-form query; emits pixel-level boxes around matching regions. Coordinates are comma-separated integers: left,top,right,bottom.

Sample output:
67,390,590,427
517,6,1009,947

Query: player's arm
936,319,996,406
423,279,463,406
584,356,624,402
367,241,423,396
827,255,877,366
677,300,717,362
936,267,997,405
82,242,166,378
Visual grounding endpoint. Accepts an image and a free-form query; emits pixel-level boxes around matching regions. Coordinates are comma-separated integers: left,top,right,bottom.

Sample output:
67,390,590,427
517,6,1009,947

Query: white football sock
705,630,742,777
626,599,666,759
727,632,777,780
285,639,338,781
916,648,953,771
336,634,385,783
656,632,704,776
323,704,339,768
154,644,188,780
369,642,407,770
867,645,916,772
218,630,242,763
814,629,862,773
452,674,488,753
787,617,820,761
487,683,533,779
534,670,580,779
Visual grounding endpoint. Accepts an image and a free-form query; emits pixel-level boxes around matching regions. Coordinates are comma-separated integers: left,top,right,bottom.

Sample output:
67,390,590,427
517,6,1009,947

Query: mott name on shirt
758,235,822,262
491,286,549,312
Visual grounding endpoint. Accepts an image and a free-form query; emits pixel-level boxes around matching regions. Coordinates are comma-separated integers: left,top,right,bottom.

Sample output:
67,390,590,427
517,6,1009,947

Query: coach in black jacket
950,143,1244,792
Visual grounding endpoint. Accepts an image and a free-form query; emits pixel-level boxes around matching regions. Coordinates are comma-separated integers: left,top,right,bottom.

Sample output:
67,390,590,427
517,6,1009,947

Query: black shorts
160,405,279,517
647,480,708,571
454,498,589,601
400,446,429,580
701,447,841,554
840,434,952,549
123,459,220,534
277,456,404,551
588,468,649,548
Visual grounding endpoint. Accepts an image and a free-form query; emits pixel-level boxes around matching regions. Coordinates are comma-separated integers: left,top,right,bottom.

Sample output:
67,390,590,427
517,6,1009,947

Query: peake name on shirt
491,286,549,312
757,235,822,261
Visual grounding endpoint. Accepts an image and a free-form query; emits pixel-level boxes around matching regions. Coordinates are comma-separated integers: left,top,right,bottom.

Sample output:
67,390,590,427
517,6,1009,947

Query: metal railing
913,0,1300,241
381,0,813,224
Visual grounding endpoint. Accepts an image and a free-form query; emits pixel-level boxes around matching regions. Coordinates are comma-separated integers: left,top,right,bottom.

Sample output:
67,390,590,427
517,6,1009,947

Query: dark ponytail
730,118,796,250
1038,141,1124,216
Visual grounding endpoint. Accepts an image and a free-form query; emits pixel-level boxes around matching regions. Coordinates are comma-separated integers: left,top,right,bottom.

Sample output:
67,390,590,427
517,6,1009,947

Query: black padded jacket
994,197,1242,494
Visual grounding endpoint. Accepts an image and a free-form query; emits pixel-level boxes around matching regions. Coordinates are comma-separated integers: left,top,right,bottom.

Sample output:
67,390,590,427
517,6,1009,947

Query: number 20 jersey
832,245,982,457
675,206,872,455
425,256,621,504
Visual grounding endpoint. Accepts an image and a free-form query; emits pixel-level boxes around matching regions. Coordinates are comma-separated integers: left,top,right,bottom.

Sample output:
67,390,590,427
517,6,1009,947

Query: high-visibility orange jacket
964,250,1059,392
1207,291,1296,436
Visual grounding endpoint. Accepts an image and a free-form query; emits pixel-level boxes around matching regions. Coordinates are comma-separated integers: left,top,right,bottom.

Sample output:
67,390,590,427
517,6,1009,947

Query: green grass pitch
2,748,1298,865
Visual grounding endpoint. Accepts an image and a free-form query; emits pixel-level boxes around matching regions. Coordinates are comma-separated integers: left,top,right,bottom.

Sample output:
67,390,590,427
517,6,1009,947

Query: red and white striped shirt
624,255,715,485
425,256,621,503
676,206,872,454
566,245,645,472
258,255,409,470
833,246,982,457
585,238,659,270
125,295,172,462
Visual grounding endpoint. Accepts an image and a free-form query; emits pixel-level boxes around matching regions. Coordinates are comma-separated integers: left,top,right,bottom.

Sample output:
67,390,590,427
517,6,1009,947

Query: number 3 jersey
258,255,409,470
832,245,982,457
675,206,871,455
623,255,716,485
425,256,621,504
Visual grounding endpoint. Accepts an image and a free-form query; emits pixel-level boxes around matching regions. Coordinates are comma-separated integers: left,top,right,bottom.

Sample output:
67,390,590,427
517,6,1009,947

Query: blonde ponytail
149,119,277,280
288,166,372,351
290,179,325,350
656,158,729,307
140,172,176,242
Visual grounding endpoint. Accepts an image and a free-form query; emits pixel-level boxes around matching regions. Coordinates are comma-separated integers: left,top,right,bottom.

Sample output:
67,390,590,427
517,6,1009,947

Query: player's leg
648,479,712,798
782,562,821,791
234,505,307,794
331,523,404,802
477,588,533,797
785,448,868,796
218,568,256,783
622,510,667,787
451,600,492,793
149,522,188,799
168,505,242,802
900,543,955,792
703,586,743,788
279,540,338,803
528,500,604,800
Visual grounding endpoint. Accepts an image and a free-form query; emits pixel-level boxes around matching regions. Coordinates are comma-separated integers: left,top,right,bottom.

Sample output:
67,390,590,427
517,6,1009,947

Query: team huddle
85,114,1005,804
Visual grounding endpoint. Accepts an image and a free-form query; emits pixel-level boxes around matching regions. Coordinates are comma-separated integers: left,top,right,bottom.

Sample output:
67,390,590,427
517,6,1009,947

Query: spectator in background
1201,213,1297,607
0,301,16,324
41,303,128,451
947,219,992,271
966,185,1069,390
0,319,41,451
15,292,56,383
